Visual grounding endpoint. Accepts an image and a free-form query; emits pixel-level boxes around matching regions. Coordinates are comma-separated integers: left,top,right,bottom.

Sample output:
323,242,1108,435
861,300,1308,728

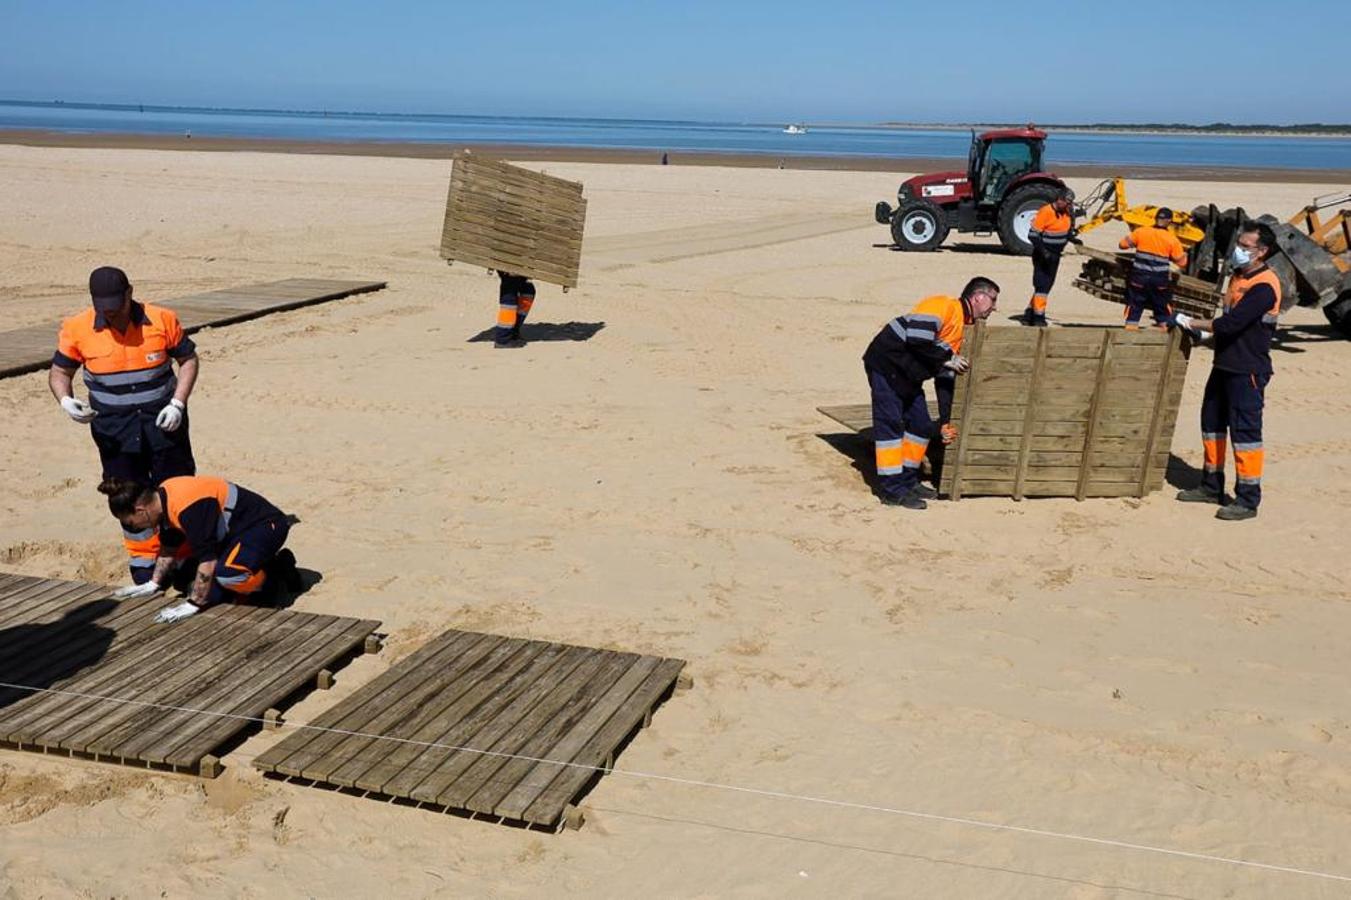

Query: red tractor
874,126,1069,255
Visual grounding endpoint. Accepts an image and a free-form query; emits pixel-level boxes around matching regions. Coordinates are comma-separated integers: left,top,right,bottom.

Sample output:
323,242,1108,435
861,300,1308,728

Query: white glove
1173,313,1194,331
111,581,162,600
60,395,98,423
943,354,971,374
156,398,186,432
154,600,202,624
1195,330,1213,345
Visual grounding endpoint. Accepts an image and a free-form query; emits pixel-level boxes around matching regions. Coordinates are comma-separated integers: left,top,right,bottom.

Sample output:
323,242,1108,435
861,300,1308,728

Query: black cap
1155,207,1173,220
89,266,130,311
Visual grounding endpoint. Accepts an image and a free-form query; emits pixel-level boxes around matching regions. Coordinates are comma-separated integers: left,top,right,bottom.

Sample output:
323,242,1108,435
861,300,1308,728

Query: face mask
1230,245,1253,268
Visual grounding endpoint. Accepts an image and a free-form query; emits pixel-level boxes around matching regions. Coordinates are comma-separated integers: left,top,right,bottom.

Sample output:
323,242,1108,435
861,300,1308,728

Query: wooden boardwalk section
0,573,380,776
819,325,1188,501
0,278,386,379
254,629,686,831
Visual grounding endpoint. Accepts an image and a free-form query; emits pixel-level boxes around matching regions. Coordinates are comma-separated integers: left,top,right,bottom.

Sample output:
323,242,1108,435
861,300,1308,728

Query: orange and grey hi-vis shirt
863,294,968,387
1119,226,1187,280
1213,266,1282,376
53,301,195,445
157,476,283,559
1029,205,1072,254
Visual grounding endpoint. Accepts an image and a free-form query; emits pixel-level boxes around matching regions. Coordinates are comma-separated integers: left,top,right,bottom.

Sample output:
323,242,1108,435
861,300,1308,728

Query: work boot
1175,486,1222,504
494,338,527,349
880,491,927,510
1022,311,1048,327
267,549,303,592
1215,502,1257,521
912,482,938,501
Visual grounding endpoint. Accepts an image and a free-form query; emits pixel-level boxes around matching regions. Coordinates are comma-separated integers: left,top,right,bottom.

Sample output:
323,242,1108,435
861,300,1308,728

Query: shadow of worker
467,322,607,343
0,598,117,714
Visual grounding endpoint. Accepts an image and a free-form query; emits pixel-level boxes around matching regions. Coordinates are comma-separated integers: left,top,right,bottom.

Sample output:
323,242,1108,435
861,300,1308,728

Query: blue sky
2,0,1345,123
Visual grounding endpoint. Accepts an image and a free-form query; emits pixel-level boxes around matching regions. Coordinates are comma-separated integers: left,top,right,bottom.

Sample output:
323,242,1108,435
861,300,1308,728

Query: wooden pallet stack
439,153,586,289
1072,246,1221,318
941,324,1188,500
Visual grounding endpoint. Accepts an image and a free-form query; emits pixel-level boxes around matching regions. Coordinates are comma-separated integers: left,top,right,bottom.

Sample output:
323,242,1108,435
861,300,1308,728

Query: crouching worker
862,276,1000,509
99,475,300,622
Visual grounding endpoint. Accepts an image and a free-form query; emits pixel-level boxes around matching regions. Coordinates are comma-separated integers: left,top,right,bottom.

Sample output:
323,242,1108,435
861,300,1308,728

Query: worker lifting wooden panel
819,325,1188,501
439,153,587,289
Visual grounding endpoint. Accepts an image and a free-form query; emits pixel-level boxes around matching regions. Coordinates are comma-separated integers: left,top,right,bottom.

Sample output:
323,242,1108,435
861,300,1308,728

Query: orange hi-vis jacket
1029,205,1072,254
157,475,283,560
1213,266,1282,375
1120,226,1187,280
863,294,967,389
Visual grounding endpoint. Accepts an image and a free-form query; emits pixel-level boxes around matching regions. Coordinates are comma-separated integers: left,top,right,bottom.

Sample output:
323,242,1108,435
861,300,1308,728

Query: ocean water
3,100,1350,170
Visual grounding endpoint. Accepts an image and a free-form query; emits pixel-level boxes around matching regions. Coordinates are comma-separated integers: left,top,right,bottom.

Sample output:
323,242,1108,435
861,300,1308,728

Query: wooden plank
432,650,620,810
487,655,662,820
460,652,641,816
254,630,488,776
343,639,564,792
1077,330,1116,500
1138,328,1183,494
1012,328,1049,501
517,658,684,825
0,603,245,743
160,616,378,767
945,321,988,500
0,578,109,630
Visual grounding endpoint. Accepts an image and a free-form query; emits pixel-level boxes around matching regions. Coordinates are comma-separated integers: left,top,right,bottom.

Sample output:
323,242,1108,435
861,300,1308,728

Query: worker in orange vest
1023,188,1075,326
1173,222,1281,521
1120,208,1188,329
494,271,537,348
50,267,200,587
98,475,301,622
862,277,1000,508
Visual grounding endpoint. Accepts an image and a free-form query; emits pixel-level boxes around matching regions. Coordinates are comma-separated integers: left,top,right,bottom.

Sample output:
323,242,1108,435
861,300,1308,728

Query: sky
1,0,1346,124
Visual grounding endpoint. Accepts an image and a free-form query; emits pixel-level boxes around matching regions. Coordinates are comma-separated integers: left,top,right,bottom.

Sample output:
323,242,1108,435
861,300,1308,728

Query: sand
0,144,1349,898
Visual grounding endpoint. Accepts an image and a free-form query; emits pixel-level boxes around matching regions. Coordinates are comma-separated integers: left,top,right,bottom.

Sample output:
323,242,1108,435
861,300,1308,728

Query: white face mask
1230,245,1253,268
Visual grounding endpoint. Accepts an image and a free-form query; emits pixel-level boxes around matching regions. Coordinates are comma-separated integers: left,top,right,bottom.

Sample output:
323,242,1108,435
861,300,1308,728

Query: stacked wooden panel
0,278,387,379
941,325,1187,499
439,153,586,288
254,628,685,830
1072,246,1221,318
0,573,380,775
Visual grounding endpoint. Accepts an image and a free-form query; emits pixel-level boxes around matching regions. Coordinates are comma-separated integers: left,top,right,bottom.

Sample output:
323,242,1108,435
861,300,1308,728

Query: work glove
60,396,98,423
156,398,186,432
154,600,202,624
111,581,162,600
941,424,959,445
943,354,970,374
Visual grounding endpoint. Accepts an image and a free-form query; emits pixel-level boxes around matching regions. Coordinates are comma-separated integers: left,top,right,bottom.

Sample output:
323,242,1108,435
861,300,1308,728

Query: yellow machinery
1070,178,1225,317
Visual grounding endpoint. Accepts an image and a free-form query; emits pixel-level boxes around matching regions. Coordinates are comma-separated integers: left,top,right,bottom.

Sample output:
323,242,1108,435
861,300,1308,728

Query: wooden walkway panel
819,324,1189,501
440,153,587,288
0,573,380,776
254,629,685,830
0,278,387,379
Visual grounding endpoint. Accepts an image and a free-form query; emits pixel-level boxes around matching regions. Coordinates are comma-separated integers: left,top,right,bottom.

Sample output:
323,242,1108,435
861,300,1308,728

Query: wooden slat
1012,328,1050,500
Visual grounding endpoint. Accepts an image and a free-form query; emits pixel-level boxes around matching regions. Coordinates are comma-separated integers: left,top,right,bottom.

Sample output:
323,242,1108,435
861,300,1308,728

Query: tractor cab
969,128,1046,205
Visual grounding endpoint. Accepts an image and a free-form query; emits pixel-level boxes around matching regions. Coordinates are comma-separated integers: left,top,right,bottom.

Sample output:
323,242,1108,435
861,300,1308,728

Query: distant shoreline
1,129,1348,184
870,123,1351,139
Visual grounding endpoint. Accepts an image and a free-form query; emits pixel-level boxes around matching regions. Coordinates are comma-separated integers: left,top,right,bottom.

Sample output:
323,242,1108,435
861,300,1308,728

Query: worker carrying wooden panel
439,153,587,349
861,277,1001,509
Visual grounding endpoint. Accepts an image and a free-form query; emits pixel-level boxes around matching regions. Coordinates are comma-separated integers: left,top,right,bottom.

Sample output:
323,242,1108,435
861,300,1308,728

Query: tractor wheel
890,200,949,251
1323,290,1351,339
997,183,1061,255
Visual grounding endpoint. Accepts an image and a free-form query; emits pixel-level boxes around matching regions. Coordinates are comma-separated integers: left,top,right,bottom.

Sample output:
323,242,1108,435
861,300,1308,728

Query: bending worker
1173,222,1281,521
1023,188,1074,327
494,271,537,348
1120,208,1187,329
99,475,300,621
50,267,199,585
862,277,1000,509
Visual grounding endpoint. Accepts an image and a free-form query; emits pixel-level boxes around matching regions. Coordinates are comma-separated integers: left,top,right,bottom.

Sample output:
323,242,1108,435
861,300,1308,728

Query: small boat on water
783,123,808,135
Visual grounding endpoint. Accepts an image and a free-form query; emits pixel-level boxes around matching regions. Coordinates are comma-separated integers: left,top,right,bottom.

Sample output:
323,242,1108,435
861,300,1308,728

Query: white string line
2,680,1348,884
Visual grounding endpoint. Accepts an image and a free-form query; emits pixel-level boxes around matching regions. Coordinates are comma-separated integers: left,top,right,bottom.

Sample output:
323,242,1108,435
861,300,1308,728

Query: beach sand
0,144,1349,897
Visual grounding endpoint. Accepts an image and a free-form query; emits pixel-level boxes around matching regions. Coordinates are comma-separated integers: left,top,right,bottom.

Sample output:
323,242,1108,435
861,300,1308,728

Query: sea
3,100,1350,170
